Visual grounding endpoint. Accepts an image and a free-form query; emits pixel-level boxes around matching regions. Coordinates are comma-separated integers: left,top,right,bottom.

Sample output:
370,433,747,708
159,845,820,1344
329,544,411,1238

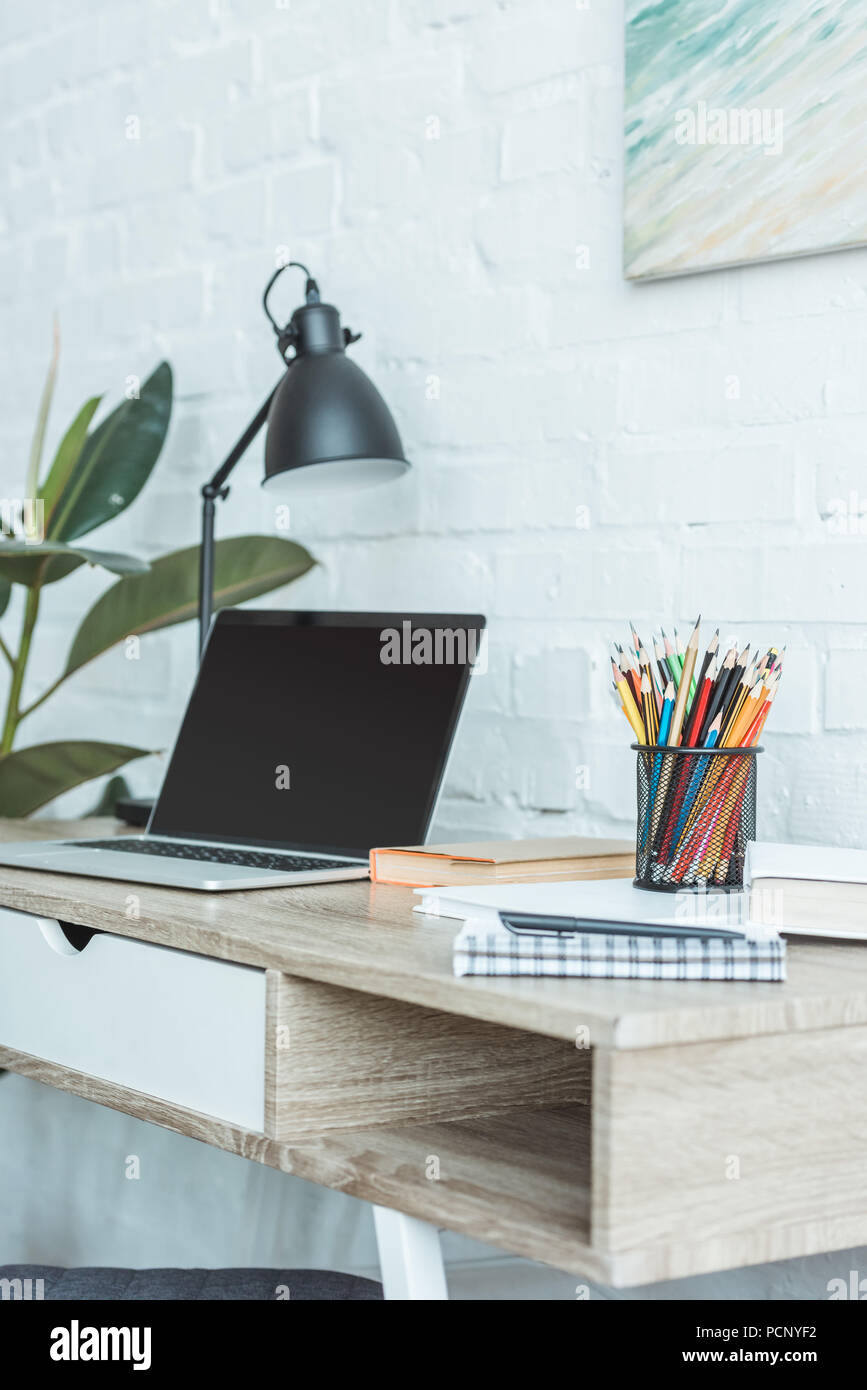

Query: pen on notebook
498,911,745,940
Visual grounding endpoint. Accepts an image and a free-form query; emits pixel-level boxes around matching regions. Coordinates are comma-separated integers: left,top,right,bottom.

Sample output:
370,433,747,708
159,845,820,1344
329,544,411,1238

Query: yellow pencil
641,669,659,744
612,660,645,743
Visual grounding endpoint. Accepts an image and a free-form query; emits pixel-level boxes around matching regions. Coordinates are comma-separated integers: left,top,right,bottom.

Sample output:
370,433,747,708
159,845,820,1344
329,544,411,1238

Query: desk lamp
197,262,410,656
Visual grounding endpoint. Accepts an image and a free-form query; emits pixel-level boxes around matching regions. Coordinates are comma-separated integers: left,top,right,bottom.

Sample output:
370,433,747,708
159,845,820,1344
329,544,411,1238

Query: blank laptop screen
149,611,484,858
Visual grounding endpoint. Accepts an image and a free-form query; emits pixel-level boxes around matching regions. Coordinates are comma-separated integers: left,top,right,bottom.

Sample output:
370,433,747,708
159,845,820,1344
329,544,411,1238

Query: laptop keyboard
66,840,357,873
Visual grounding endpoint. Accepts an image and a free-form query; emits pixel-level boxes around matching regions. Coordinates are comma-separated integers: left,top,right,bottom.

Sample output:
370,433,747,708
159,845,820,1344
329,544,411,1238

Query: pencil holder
631,744,761,892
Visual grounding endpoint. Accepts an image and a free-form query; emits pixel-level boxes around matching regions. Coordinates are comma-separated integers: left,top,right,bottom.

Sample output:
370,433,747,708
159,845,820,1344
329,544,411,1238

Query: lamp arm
198,382,281,660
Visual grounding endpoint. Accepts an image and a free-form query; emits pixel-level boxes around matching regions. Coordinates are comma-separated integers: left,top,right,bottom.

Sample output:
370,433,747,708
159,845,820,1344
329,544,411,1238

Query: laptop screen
149,611,485,858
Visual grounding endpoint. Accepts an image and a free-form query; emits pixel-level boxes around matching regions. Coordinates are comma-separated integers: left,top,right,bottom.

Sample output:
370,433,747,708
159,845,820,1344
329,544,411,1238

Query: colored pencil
612,658,645,743
669,616,700,746
661,629,680,684
719,658,757,746
693,628,719,703
653,633,670,692
640,670,659,745
698,645,736,744
685,655,716,747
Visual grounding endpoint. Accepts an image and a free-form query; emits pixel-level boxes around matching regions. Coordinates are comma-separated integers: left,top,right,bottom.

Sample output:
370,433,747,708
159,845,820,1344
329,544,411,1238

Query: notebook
369,835,634,887
454,919,787,981
746,841,867,942
419,878,785,981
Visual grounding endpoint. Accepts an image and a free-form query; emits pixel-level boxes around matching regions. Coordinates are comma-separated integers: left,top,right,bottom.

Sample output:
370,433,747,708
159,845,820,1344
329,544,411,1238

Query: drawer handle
38,920,100,956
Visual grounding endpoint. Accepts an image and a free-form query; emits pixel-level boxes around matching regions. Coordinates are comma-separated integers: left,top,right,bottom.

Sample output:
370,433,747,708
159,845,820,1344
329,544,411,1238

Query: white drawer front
0,908,265,1131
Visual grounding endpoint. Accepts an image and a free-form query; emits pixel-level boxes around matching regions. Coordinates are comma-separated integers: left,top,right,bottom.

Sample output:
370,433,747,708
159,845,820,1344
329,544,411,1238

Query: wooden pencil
693,628,719,702
720,658,757,745
669,616,700,746
612,658,645,743
653,633,670,691
698,644,736,743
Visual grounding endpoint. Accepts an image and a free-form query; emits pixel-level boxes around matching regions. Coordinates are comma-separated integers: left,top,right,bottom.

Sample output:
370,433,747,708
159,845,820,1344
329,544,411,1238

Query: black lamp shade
262,306,409,495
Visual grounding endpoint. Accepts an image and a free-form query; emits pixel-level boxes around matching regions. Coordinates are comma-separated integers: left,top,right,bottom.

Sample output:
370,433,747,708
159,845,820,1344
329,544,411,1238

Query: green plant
0,337,315,817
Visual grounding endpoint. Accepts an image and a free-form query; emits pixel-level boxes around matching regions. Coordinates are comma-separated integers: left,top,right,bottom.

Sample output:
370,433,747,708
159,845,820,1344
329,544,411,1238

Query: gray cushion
0,1265,382,1301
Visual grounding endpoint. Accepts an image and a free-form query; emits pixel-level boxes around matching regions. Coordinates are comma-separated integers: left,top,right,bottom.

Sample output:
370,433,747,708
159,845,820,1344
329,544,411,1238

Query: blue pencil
670,714,722,850
643,680,675,849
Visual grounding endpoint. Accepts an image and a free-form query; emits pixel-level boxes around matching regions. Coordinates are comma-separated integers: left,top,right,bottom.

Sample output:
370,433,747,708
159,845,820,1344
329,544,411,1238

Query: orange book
369,836,635,888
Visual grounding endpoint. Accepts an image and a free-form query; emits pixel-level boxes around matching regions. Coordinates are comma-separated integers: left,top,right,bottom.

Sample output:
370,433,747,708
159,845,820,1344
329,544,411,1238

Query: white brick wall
3,0,867,1297
4,0,864,847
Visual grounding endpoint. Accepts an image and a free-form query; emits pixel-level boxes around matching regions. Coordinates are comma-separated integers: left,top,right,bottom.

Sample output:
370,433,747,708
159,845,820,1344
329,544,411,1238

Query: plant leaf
39,396,103,525
64,535,315,679
0,541,150,589
47,361,173,542
0,741,150,817
26,316,60,502
0,577,10,620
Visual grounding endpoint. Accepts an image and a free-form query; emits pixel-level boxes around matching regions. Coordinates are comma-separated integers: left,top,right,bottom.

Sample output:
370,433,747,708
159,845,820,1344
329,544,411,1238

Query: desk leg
372,1206,448,1300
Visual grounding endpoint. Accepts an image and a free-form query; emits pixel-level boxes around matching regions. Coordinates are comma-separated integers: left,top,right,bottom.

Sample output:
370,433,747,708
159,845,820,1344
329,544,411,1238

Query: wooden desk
2,817,867,1289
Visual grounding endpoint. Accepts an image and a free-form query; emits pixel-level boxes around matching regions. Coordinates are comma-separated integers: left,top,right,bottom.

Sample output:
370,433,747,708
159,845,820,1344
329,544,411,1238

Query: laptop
0,609,485,891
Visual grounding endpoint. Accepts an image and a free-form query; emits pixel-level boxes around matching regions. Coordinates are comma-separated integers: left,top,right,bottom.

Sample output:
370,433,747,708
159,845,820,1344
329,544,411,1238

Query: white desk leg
373,1206,448,1300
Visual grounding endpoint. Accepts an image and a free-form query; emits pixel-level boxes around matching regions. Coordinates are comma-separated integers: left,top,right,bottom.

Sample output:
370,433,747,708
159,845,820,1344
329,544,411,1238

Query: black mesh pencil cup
631,744,761,892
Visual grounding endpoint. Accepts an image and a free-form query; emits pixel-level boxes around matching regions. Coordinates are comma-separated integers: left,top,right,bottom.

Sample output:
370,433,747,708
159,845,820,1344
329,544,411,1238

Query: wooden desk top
2,817,867,1050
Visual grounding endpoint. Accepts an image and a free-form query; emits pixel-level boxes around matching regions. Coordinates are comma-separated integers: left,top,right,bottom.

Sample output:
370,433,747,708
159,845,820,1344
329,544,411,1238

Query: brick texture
1,0,865,854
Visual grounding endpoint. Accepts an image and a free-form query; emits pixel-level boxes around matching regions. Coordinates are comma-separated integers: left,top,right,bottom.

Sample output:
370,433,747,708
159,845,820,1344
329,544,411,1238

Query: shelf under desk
2,816,867,1287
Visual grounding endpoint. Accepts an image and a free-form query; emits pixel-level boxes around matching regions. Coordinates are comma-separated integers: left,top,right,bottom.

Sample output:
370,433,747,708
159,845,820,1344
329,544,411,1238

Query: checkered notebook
454,919,787,981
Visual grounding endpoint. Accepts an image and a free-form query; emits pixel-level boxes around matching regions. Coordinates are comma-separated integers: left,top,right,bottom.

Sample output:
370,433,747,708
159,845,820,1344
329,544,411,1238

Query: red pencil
741,687,775,746
684,656,716,748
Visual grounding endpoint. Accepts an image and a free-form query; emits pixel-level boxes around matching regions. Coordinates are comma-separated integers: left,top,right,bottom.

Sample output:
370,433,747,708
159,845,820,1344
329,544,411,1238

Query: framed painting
624,1,867,279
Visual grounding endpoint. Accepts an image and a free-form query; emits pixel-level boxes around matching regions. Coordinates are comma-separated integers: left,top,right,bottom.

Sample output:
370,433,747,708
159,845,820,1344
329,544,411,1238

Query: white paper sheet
414,876,774,939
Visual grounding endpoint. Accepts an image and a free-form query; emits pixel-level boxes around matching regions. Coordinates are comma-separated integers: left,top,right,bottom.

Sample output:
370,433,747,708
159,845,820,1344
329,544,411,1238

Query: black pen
499,910,744,940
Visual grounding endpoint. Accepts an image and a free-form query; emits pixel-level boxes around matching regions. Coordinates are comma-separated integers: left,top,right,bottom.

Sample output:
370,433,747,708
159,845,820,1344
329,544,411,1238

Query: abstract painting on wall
624,0,867,280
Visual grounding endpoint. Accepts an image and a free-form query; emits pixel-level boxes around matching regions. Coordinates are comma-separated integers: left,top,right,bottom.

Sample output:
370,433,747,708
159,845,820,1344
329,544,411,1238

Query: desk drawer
0,908,265,1130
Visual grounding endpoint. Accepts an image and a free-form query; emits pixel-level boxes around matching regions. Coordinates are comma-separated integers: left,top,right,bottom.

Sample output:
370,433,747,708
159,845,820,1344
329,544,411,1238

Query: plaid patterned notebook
453,919,787,981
